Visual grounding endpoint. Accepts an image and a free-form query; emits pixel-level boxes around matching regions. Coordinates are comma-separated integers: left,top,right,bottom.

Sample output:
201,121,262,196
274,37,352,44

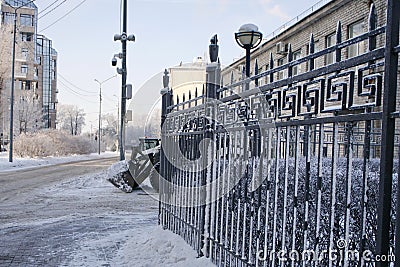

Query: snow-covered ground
0,152,214,266
0,151,118,172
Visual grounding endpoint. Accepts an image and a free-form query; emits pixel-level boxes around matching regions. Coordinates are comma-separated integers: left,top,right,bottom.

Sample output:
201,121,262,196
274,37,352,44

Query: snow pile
13,129,96,157
115,226,214,267
106,160,136,193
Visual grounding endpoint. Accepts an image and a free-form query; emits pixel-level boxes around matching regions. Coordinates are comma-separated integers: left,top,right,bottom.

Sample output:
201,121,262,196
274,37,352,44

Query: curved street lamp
94,75,116,155
235,23,263,78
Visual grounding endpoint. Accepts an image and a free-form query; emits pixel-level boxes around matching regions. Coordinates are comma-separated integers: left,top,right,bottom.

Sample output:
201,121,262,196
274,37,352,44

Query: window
20,14,33,26
20,32,33,42
21,48,28,59
277,57,287,80
2,12,15,24
325,33,336,65
21,64,28,73
292,50,301,76
348,21,365,58
51,59,57,70
19,80,31,90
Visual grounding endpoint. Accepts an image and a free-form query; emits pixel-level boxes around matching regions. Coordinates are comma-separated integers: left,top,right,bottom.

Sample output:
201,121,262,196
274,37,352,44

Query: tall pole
94,75,116,155
6,0,36,162
8,13,17,162
245,47,251,78
120,0,127,161
98,85,102,155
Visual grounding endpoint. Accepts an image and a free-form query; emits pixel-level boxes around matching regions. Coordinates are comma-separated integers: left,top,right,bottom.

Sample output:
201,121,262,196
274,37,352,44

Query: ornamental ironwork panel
159,2,399,267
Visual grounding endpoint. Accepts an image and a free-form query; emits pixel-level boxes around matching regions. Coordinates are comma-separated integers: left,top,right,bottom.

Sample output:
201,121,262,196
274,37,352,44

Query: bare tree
101,113,118,150
58,104,86,135
14,90,41,134
0,22,13,137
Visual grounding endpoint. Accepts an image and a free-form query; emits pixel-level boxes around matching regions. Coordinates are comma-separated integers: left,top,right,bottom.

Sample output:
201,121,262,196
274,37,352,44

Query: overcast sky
34,0,323,131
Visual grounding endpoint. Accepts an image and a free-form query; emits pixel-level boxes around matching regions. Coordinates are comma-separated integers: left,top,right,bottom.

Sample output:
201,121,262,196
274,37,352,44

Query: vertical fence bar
328,123,339,267
344,122,354,266
377,1,400,266
272,127,281,266
291,126,301,267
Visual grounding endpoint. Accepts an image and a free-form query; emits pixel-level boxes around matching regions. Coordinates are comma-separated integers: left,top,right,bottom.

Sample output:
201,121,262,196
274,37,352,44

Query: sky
34,0,322,132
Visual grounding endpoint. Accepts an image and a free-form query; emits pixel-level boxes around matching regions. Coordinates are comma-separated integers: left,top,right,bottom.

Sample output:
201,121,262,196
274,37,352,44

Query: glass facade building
37,35,57,128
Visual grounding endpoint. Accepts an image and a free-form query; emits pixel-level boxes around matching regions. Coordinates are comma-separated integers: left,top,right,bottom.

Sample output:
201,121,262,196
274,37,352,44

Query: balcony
15,73,27,79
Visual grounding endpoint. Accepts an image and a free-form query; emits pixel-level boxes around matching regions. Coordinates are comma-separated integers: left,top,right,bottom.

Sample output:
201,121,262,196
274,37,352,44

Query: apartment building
0,0,58,142
222,0,387,85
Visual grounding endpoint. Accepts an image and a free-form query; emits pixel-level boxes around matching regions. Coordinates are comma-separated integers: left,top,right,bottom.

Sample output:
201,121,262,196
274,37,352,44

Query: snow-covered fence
159,2,399,266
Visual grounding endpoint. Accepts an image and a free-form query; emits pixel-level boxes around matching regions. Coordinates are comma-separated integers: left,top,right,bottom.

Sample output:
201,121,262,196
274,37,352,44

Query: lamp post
94,75,116,155
234,23,263,79
112,0,135,161
5,0,36,163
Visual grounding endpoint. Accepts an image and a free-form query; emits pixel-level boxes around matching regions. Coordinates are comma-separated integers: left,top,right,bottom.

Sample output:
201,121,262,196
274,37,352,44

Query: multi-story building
168,56,207,104
36,34,58,129
222,0,386,86
0,0,58,141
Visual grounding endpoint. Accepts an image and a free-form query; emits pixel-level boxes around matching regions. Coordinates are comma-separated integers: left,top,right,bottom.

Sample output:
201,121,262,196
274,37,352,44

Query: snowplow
107,137,161,193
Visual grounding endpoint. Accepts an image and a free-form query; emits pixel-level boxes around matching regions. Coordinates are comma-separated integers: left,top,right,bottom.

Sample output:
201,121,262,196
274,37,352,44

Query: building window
325,33,336,65
292,50,301,76
21,64,28,73
20,14,33,26
348,20,365,58
20,32,33,42
51,59,57,69
2,12,15,24
277,57,287,80
19,80,31,90
21,48,28,59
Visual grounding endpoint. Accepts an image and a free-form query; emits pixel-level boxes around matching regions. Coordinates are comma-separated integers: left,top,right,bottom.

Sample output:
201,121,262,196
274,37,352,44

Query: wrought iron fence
159,2,399,266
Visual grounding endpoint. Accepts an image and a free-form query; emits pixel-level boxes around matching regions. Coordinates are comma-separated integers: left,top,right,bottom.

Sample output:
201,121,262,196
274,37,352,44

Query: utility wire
38,0,61,15
58,79,97,99
38,0,67,20
39,0,88,32
58,84,98,104
58,73,97,94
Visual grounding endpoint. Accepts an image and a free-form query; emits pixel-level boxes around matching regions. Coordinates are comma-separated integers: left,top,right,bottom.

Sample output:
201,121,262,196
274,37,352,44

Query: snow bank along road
0,157,213,266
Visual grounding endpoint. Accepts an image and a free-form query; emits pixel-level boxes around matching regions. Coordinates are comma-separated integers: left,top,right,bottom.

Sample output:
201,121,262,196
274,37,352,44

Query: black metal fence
159,2,399,266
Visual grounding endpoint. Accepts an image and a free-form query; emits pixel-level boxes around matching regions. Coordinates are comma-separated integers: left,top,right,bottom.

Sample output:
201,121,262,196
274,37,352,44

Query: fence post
377,0,400,266
160,69,172,228
200,34,221,258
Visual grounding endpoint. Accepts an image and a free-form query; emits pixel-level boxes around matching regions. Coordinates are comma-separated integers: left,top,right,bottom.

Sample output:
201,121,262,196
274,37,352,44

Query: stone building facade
0,0,58,145
222,0,387,85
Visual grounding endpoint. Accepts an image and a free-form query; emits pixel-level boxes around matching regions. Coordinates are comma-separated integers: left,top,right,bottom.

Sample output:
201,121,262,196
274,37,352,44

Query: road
0,157,159,266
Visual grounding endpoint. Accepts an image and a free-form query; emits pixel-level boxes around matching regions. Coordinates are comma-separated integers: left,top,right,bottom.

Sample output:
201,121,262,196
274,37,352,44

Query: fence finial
163,69,169,88
209,34,219,63
309,34,315,71
336,21,342,63
255,58,259,86
368,3,377,51
287,43,293,77
269,52,274,83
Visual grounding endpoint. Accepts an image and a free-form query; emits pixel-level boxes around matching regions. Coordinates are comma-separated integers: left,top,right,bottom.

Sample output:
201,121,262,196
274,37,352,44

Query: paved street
0,158,159,266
